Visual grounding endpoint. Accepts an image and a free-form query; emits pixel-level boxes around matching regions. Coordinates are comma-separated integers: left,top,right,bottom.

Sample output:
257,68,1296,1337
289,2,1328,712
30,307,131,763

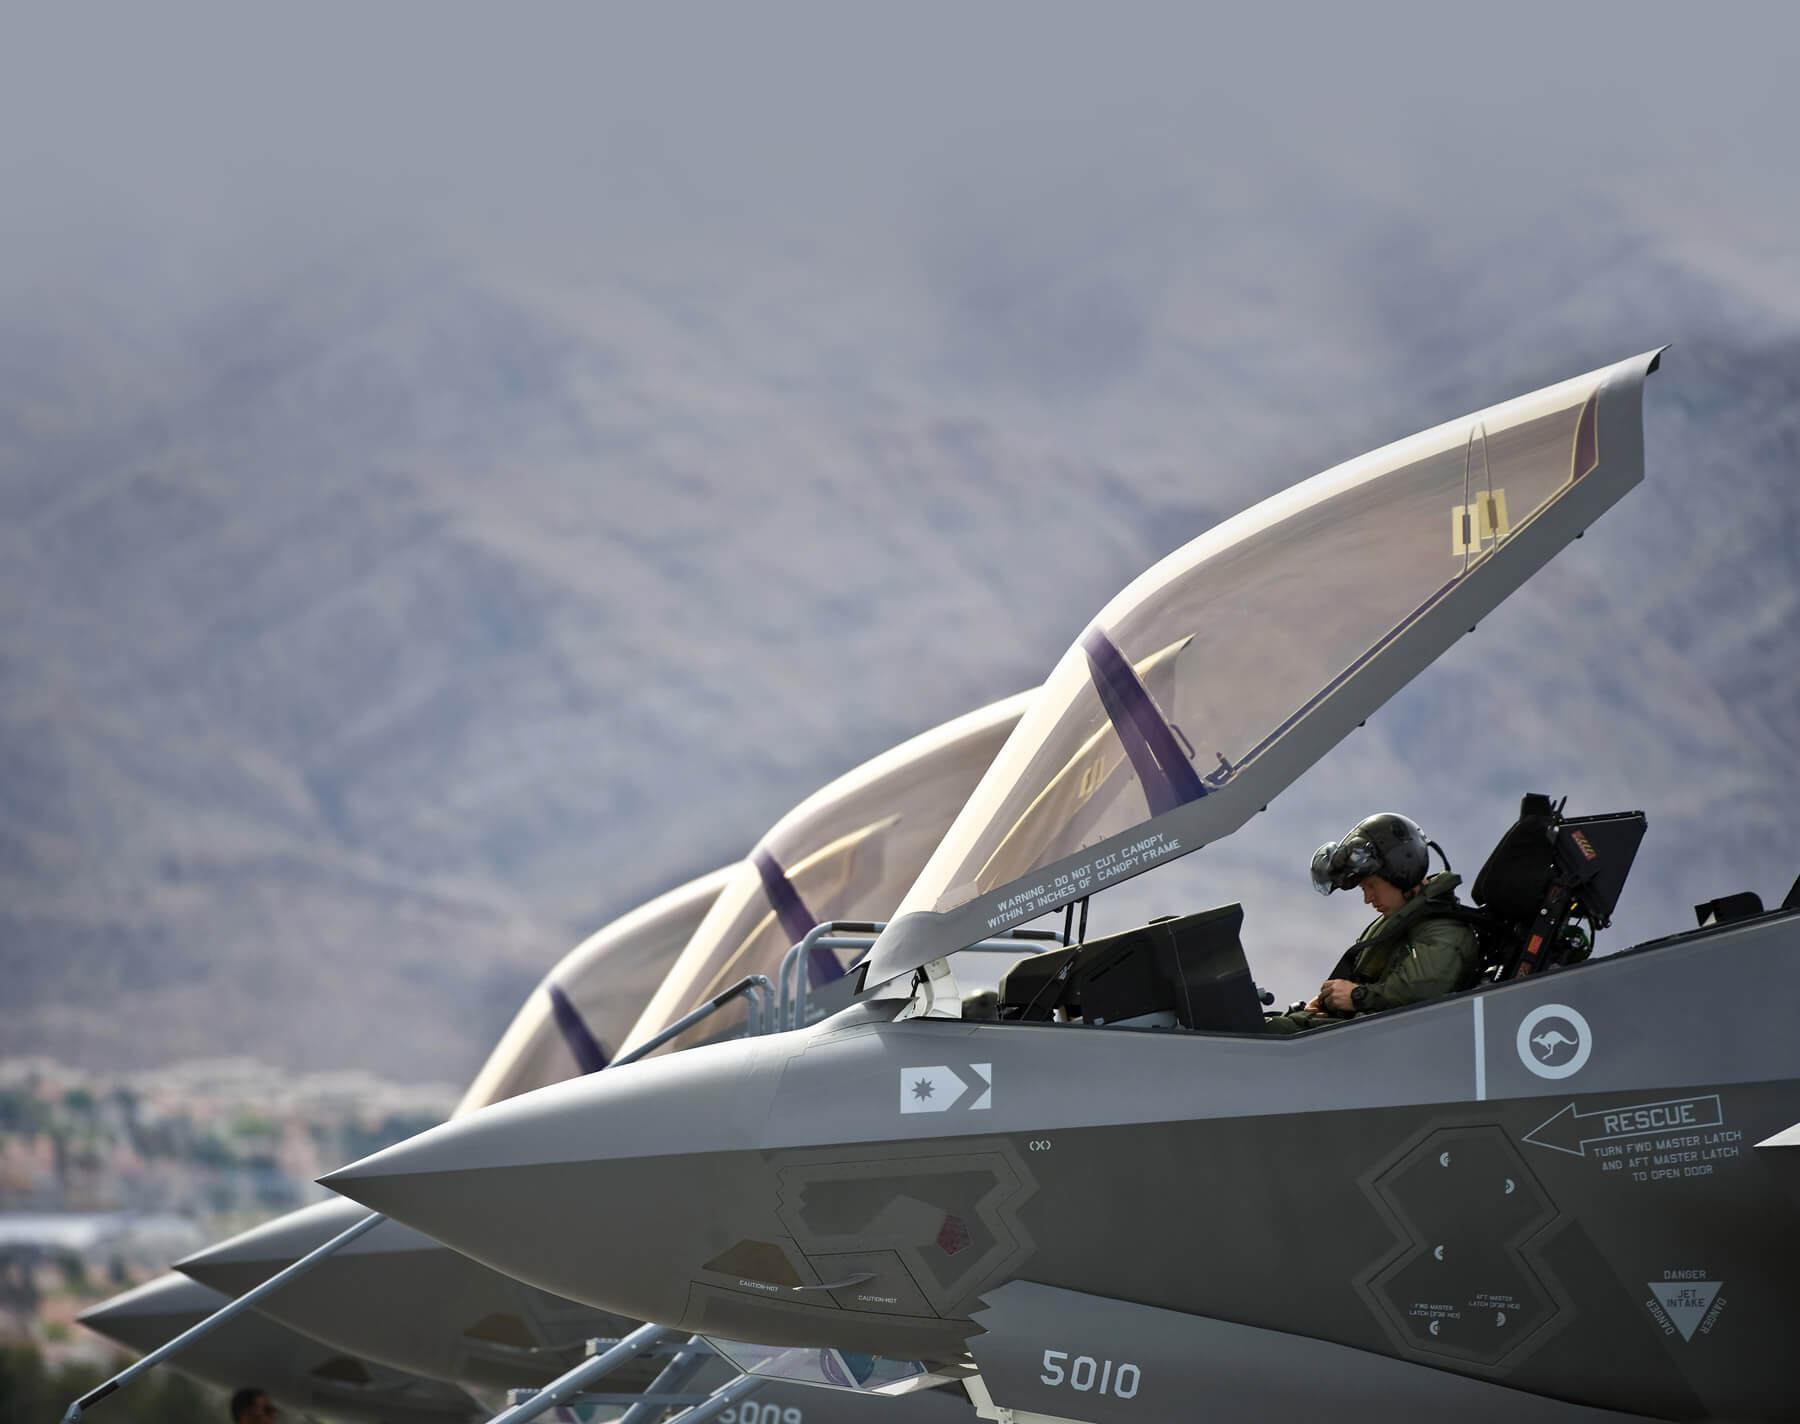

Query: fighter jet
78,867,730,1410
617,690,1040,1059
321,350,1800,1422
76,1272,486,1423
77,1274,973,1424
175,696,1030,1404
455,863,740,1114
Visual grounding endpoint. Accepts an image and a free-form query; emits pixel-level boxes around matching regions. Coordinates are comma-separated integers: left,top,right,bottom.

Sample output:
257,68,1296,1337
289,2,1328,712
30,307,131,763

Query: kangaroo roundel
1517,1003,1592,1079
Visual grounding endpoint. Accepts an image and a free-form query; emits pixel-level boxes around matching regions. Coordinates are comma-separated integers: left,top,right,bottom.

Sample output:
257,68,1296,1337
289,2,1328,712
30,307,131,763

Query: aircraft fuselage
328,909,1800,1421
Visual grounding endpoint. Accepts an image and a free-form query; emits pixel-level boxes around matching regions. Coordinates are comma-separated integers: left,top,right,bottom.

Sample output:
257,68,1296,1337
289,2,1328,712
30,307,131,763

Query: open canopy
616,692,1031,1058
859,349,1663,992
452,865,734,1116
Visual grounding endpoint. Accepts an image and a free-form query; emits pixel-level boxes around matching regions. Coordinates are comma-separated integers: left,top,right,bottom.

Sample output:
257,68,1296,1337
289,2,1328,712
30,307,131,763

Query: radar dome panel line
860,349,1662,991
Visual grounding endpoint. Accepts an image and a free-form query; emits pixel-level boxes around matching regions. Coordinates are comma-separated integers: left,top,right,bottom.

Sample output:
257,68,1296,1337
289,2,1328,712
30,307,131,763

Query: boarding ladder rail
610,973,774,1066
496,1329,766,1424
777,920,1065,1031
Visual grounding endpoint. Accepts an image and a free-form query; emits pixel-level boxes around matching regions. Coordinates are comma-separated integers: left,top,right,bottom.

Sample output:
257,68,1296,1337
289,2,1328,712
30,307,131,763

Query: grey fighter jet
323,351,1800,1422
618,690,1038,1060
77,1272,486,1423
455,863,741,1115
81,868,730,1405
176,696,1029,1406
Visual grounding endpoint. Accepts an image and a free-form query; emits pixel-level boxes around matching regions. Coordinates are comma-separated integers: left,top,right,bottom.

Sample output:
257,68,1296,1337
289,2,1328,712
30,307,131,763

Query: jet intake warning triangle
1647,1281,1721,1342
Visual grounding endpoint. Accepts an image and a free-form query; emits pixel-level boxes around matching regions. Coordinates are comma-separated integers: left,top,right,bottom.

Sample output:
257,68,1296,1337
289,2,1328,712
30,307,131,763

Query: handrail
777,922,1068,1031
778,921,886,1031
610,974,775,1068
660,1373,762,1424
617,1335,712,1424
61,1212,388,1422
483,1322,671,1424
502,1341,761,1424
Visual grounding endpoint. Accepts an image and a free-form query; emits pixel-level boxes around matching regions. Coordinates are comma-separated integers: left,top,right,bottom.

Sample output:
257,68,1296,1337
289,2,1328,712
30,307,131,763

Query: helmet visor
1310,842,1340,895
1311,833,1380,895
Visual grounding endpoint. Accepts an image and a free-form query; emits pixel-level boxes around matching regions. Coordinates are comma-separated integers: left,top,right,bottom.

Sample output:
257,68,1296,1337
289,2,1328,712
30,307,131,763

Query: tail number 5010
1040,1350,1140,1399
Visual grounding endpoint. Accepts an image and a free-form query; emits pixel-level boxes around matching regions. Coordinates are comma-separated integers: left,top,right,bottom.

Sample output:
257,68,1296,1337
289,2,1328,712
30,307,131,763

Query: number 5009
718,1405,801,1424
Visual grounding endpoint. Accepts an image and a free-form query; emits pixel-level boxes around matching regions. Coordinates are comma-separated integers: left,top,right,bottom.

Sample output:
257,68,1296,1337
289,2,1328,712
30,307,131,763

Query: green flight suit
1263,872,1479,1034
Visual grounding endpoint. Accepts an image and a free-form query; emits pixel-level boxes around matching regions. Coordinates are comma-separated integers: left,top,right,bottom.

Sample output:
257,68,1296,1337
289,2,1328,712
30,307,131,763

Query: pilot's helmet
1310,813,1430,896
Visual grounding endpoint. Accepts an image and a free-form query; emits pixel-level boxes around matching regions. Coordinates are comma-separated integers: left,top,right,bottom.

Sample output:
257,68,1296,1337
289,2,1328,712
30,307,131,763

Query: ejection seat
1463,793,1647,981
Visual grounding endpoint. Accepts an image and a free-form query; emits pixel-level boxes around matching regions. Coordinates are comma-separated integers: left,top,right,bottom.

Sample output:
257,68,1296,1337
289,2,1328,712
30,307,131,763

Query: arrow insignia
899,1063,992,1114
1523,1095,1724,1156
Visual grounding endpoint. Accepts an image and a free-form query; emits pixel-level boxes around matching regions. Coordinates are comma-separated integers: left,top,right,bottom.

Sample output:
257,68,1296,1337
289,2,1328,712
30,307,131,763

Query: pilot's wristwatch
1349,984,1369,1011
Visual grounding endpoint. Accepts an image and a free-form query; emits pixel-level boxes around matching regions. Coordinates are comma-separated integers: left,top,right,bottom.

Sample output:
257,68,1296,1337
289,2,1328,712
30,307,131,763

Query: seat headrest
1471,795,1558,923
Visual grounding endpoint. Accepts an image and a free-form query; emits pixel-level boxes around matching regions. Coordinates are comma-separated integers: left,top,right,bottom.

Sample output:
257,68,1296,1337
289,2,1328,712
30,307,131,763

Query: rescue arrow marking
1523,1094,1724,1157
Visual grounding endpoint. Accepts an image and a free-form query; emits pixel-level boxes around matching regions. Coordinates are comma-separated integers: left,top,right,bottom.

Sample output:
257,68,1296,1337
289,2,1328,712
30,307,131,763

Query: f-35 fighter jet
165,697,1031,1420
323,351,1800,1422
77,1272,487,1423
168,865,734,1396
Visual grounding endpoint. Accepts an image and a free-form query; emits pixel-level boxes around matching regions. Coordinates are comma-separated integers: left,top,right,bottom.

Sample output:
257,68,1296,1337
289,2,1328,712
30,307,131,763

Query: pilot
1263,812,1478,1033
229,1387,278,1424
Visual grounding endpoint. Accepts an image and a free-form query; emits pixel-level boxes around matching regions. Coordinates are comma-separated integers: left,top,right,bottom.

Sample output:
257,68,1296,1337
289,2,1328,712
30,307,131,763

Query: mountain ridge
3,223,1795,1081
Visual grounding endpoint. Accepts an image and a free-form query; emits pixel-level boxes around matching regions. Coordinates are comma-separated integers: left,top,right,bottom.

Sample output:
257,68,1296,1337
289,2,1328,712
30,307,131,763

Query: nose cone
78,1271,233,1353
322,1035,785,1330
178,1195,374,1296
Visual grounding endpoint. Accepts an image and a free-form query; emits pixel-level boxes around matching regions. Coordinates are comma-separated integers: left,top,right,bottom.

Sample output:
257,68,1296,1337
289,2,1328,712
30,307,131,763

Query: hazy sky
4,3,1798,1072
5,4,1799,315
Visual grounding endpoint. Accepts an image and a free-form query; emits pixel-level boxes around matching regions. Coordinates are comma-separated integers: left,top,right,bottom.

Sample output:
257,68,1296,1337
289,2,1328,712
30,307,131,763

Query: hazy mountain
2,193,1795,1080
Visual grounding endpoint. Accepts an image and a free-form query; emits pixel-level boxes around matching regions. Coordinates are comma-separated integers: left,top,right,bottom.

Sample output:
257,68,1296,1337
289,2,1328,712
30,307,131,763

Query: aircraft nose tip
316,1136,441,1204
315,1038,781,1323
314,1110,526,1219
78,1272,232,1354
177,1195,371,1294
317,1050,697,1201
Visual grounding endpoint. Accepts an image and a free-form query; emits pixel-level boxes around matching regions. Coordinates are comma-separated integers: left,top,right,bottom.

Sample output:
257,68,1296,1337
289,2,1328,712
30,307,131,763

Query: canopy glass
861,351,1660,988
617,692,1031,1058
453,865,734,1116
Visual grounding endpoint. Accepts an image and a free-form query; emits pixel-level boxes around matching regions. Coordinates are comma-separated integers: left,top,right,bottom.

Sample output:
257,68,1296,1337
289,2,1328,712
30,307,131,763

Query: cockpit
974,793,1654,1035
613,694,1031,1061
988,904,1266,1031
452,865,733,1116
850,352,1680,1020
